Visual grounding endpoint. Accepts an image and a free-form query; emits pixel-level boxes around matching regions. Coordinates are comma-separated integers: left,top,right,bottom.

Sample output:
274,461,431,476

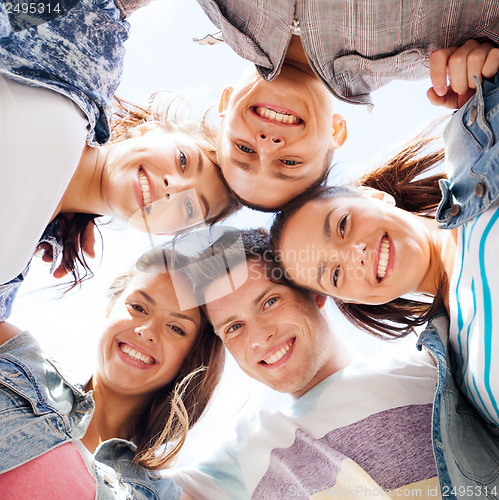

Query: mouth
260,338,295,366
137,167,153,213
375,233,391,282
252,105,303,125
118,341,156,366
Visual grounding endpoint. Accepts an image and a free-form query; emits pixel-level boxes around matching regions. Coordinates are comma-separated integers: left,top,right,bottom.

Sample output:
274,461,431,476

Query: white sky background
9,0,446,467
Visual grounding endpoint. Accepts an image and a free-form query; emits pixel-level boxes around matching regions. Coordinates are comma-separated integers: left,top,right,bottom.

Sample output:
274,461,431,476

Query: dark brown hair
270,129,447,339
106,265,225,470
60,93,241,290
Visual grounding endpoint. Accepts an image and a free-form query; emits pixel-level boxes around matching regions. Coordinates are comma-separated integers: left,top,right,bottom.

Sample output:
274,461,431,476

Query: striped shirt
195,0,499,105
449,203,499,428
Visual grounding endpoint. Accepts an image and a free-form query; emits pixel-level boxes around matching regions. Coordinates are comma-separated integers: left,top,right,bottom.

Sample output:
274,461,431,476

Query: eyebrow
139,290,199,327
200,194,210,219
171,311,200,328
213,283,275,330
231,157,255,173
139,290,156,305
323,208,335,238
197,151,203,174
272,170,308,181
316,262,327,291
230,156,307,182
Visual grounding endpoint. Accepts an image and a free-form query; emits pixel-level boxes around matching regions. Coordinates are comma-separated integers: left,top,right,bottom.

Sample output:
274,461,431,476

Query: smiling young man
169,228,494,499
196,0,499,210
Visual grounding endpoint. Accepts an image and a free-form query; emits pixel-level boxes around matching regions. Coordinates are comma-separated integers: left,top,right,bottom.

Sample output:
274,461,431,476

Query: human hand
35,220,96,279
428,39,499,109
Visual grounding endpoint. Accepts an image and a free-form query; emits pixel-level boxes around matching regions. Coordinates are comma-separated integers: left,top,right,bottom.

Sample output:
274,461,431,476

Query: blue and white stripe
449,204,499,427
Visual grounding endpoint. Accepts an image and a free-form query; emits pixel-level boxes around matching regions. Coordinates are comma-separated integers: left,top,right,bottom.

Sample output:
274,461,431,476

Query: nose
255,131,285,154
134,322,158,343
162,174,194,197
249,319,277,350
346,242,366,266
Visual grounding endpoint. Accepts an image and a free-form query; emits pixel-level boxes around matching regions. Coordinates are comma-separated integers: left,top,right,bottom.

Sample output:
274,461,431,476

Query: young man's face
218,66,347,209
204,260,335,397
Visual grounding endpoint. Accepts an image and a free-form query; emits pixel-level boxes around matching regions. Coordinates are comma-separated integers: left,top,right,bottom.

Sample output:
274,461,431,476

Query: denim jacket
0,0,129,145
437,72,499,230
0,331,182,500
417,313,499,499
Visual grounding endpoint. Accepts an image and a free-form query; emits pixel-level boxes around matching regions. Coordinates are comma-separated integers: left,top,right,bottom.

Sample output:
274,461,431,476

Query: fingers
430,46,457,96
449,41,497,93
80,223,96,259
52,262,69,279
482,47,499,78
427,86,459,109
429,40,498,108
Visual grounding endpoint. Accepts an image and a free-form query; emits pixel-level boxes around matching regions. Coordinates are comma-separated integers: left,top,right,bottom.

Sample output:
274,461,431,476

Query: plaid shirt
195,0,499,106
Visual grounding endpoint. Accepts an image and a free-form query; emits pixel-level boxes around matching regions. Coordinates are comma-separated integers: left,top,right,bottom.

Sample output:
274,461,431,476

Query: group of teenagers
1,0,499,498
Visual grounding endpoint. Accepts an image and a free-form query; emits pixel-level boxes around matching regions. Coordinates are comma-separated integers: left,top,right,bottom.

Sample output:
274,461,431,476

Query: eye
237,144,255,154
127,302,146,314
169,324,186,336
338,214,348,238
226,323,243,334
184,198,194,219
179,150,187,171
331,266,341,287
280,159,301,166
263,296,278,309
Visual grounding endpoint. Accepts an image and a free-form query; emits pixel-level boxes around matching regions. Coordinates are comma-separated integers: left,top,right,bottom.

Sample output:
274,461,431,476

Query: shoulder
0,322,25,348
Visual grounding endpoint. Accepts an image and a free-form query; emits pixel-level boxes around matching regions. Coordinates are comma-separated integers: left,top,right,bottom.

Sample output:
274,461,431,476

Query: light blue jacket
418,314,499,499
437,72,499,229
0,331,182,500
419,72,499,498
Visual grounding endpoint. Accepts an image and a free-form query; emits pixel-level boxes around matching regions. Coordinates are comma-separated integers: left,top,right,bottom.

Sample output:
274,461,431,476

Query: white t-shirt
449,203,499,427
0,77,88,284
173,348,441,500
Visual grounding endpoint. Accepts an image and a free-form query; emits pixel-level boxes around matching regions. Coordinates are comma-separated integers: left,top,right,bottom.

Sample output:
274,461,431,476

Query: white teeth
376,236,390,280
138,170,151,207
255,106,300,124
263,341,293,365
120,343,154,365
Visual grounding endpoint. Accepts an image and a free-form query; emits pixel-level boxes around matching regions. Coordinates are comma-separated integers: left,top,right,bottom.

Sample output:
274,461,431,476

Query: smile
252,106,302,125
138,168,152,210
376,235,390,281
261,339,294,365
119,342,155,365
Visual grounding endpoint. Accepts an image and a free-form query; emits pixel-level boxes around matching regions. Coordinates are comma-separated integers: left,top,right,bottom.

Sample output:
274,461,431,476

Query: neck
57,145,108,218
415,216,457,311
292,321,358,399
283,35,316,77
81,374,150,454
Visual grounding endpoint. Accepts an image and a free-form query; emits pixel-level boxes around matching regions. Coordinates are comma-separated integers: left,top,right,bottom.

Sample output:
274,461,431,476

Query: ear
331,114,347,148
314,293,328,310
218,86,234,117
357,185,396,206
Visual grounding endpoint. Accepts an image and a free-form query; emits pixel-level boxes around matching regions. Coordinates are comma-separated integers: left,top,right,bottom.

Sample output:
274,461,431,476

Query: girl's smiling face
278,191,436,305
96,270,201,398
101,127,232,233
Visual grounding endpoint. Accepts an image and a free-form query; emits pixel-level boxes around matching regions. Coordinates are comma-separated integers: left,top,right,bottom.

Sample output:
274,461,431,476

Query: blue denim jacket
418,73,499,498
0,0,129,145
0,331,182,500
437,72,499,229
417,313,499,499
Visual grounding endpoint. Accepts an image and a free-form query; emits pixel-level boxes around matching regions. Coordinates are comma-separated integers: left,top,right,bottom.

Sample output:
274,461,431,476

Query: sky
9,0,447,467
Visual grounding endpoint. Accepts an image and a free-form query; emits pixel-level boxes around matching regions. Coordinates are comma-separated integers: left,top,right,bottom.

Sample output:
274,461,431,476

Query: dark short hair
185,228,312,304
